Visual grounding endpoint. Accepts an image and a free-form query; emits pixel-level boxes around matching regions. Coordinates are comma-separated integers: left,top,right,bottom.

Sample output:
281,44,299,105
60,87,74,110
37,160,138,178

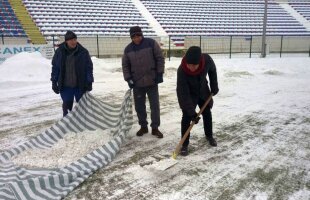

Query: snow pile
12,129,112,168
0,52,51,82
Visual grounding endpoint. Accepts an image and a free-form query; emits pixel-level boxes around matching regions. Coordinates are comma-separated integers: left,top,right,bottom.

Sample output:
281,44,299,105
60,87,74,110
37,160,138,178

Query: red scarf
181,56,205,76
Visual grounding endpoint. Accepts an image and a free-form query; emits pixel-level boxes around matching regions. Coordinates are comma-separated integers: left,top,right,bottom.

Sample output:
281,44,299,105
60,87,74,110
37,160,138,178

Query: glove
156,73,163,84
86,83,92,91
191,113,201,124
52,81,59,94
127,79,134,89
211,88,219,96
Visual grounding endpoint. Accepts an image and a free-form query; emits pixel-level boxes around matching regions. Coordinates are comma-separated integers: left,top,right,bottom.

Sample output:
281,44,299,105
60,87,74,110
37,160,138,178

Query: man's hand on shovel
172,94,213,159
191,113,201,124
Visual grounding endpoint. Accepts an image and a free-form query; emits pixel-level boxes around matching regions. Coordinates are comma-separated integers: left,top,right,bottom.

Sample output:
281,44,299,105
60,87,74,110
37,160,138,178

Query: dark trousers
133,85,160,129
60,87,84,116
181,99,213,147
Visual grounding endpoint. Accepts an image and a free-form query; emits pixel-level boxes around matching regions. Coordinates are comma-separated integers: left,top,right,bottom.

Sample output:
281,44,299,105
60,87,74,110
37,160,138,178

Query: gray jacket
122,37,165,87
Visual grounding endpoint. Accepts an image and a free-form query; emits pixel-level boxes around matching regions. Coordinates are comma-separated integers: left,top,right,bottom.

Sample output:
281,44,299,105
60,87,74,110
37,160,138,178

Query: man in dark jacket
51,31,94,116
176,46,219,156
122,26,165,138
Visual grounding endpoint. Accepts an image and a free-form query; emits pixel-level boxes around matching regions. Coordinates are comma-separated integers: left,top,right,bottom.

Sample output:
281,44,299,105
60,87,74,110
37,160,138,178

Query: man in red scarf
176,46,219,156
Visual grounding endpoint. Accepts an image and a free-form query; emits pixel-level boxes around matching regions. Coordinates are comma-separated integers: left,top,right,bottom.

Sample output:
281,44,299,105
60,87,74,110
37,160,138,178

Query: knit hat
129,26,143,38
185,46,202,64
64,31,77,41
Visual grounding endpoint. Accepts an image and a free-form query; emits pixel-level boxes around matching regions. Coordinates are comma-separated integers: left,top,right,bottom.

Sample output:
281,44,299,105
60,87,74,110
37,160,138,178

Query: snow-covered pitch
0,52,309,199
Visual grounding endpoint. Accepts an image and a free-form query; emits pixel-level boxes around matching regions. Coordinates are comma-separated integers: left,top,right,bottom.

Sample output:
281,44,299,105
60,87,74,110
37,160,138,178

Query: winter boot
206,136,217,147
136,127,148,136
180,146,189,156
151,128,163,138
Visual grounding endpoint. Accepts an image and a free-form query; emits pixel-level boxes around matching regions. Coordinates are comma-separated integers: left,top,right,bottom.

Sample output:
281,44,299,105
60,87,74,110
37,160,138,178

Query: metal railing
1,34,310,58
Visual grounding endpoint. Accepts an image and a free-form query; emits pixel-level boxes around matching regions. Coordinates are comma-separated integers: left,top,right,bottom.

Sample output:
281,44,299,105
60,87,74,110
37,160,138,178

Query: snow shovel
144,94,213,171
172,94,213,159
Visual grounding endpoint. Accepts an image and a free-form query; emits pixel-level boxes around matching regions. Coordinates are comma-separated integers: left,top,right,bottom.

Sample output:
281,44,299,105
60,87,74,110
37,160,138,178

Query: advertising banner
0,45,54,63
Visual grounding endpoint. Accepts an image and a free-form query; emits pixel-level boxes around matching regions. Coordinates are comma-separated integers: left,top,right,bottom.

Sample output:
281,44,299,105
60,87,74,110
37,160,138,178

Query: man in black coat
51,31,94,116
176,46,219,156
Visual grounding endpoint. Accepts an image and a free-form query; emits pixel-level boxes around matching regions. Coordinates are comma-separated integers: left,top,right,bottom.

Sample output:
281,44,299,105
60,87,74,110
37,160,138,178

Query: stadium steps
8,0,46,44
278,2,310,31
131,0,175,47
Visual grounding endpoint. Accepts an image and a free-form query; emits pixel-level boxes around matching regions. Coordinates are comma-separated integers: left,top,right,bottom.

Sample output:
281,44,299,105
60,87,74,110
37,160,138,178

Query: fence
1,34,310,58
184,35,310,58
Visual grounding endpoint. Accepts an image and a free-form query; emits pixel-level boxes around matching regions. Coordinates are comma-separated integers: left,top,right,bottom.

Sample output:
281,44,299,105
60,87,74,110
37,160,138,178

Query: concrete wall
58,36,161,57
2,35,309,56
1,37,29,45
184,36,310,54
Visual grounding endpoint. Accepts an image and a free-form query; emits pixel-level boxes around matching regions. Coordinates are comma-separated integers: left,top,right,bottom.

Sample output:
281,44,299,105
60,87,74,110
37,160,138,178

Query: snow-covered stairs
131,0,168,37
278,2,310,31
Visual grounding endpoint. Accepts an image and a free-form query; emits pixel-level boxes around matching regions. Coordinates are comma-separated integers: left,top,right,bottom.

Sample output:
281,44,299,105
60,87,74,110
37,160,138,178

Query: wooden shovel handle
172,94,213,159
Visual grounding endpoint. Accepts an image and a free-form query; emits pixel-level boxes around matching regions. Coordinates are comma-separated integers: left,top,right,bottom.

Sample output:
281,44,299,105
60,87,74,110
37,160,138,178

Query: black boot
180,146,189,156
206,136,217,147
152,128,163,138
136,127,148,136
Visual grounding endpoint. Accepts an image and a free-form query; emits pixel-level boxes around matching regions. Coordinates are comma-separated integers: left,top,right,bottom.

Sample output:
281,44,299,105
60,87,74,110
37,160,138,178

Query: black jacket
51,42,93,91
177,53,218,116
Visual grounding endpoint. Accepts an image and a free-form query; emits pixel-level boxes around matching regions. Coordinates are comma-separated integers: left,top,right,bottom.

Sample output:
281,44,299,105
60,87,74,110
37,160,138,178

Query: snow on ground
0,52,309,199
12,129,112,168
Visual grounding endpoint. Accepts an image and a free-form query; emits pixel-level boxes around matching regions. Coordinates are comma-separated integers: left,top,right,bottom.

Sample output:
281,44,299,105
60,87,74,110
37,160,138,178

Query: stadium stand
0,0,26,37
22,0,156,40
1,0,310,46
140,0,310,45
288,0,310,21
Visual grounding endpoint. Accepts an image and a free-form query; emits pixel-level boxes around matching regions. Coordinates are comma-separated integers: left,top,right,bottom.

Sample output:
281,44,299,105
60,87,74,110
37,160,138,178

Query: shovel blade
172,151,178,159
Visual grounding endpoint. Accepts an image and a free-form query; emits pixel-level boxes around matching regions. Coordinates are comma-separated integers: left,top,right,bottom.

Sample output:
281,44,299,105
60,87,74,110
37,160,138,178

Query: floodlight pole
261,0,268,58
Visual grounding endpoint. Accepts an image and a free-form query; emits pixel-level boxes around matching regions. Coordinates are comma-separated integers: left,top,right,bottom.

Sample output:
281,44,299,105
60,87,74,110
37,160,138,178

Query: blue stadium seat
0,0,26,37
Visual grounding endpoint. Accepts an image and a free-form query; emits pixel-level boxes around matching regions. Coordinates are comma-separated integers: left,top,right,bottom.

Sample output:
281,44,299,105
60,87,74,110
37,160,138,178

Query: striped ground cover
0,90,133,200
